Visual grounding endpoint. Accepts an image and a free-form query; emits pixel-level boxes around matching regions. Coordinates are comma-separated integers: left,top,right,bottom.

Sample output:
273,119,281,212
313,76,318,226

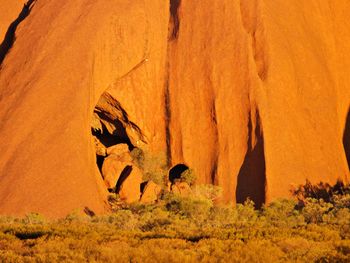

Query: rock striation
0,0,349,217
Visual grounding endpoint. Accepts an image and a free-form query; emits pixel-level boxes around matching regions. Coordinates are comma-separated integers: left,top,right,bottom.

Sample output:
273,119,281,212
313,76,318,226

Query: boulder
140,181,162,203
106,143,130,156
101,154,132,189
118,166,143,203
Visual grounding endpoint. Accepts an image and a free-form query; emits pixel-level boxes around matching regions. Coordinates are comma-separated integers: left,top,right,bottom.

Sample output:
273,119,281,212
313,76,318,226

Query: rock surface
117,166,143,203
101,153,132,189
106,144,130,156
0,0,26,41
0,0,349,217
140,181,162,204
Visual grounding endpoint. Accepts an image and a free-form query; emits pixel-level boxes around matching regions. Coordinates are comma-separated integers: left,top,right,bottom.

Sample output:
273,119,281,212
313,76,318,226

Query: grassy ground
0,182,350,262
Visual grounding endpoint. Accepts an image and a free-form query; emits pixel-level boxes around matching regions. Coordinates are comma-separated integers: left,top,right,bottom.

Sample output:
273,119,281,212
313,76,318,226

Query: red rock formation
0,0,349,217
140,181,162,204
0,1,26,41
117,166,143,203
101,152,132,190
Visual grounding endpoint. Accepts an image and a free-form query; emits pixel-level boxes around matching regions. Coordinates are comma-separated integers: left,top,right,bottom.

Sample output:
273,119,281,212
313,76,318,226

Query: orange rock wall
0,0,349,217
167,0,350,204
0,0,25,40
261,0,350,201
0,0,170,217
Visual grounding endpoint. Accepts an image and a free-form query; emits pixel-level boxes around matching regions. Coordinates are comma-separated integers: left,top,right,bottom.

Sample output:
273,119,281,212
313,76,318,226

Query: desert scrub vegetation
0,182,350,262
131,148,168,186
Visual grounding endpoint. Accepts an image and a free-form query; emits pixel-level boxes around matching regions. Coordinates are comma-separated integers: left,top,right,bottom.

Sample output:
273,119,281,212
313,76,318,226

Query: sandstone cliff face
0,0,348,217
0,1,25,40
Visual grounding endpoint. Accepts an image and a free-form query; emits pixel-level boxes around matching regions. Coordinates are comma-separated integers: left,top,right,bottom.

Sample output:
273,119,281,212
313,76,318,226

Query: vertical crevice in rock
210,158,218,185
210,100,219,184
164,0,182,167
236,110,266,208
239,0,269,81
169,0,181,41
344,108,350,170
0,0,37,66
211,100,218,125
164,77,172,167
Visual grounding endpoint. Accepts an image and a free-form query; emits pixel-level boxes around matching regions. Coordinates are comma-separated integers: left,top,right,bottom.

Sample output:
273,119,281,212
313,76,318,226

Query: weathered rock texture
116,166,143,203
101,152,132,189
0,0,349,217
140,181,162,204
0,1,26,42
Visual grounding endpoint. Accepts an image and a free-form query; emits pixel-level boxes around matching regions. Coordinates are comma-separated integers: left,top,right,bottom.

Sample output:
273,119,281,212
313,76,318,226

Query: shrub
178,169,196,185
293,180,350,207
131,148,167,186
192,184,222,201
0,180,349,261
301,198,333,224
262,199,304,228
22,213,46,224
162,192,212,222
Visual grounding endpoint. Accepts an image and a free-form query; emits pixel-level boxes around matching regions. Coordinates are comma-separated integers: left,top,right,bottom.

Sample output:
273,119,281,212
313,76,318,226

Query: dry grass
0,183,350,262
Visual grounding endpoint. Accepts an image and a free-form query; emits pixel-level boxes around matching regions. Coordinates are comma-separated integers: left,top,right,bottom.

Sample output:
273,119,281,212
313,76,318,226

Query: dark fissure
115,166,133,194
236,111,266,208
164,78,172,167
169,0,181,40
0,0,37,66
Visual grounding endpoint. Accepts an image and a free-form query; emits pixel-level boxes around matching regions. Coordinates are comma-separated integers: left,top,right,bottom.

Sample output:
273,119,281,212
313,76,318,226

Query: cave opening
236,112,266,208
169,164,189,184
92,116,134,150
92,116,134,173
91,92,144,179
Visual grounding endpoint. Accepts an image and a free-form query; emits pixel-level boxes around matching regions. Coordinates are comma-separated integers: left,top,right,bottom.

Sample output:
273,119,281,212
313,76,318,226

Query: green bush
131,148,167,186
178,169,196,185
262,199,305,228
0,181,349,262
162,192,212,222
193,184,222,201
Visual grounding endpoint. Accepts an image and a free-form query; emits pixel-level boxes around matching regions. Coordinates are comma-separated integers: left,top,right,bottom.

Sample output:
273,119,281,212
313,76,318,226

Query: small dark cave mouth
236,112,266,208
169,164,189,184
343,108,350,170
